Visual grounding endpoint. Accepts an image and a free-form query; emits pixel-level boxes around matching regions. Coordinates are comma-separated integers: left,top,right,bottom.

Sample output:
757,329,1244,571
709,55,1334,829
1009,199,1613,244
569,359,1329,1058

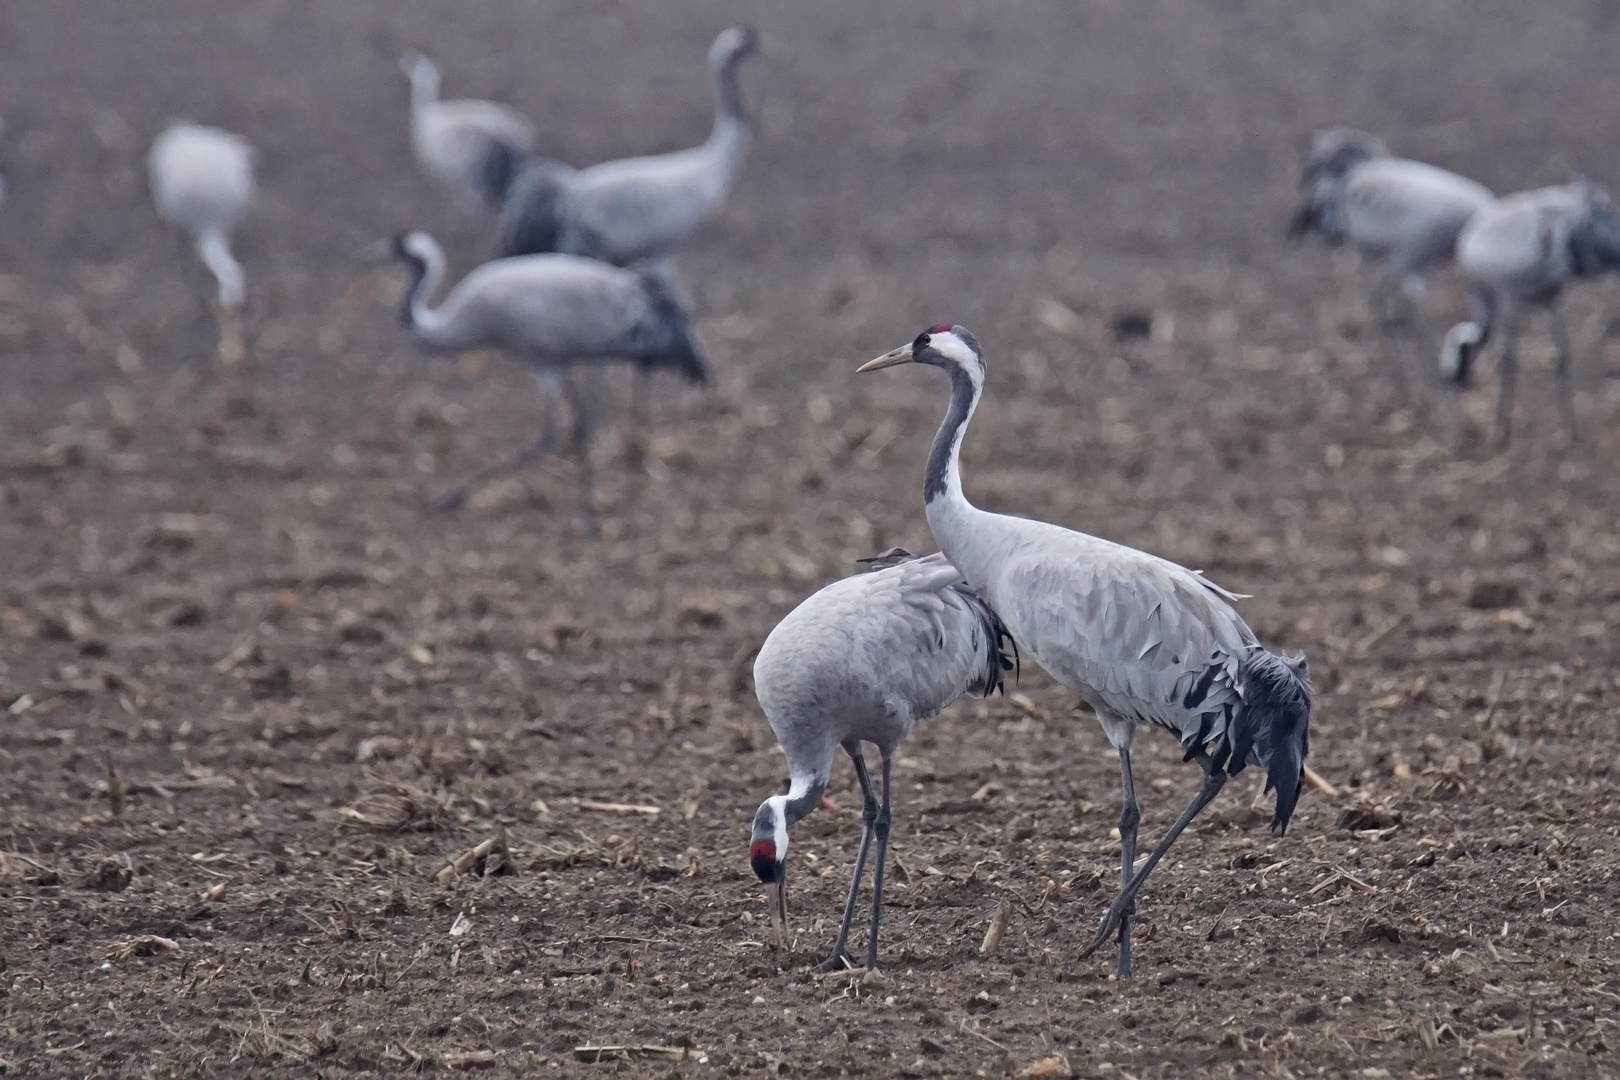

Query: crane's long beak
764,878,788,948
857,345,913,373
357,238,393,263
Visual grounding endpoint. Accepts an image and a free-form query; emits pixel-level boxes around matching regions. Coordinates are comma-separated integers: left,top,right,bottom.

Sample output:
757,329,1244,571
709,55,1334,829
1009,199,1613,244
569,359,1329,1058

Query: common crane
403,52,538,213
147,122,255,367
380,231,706,534
749,548,1013,972
494,26,758,264
1441,179,1620,446
859,325,1313,979
1289,127,1494,394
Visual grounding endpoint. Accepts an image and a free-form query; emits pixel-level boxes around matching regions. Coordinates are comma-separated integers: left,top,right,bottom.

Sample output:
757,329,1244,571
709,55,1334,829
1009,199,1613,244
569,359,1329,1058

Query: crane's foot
1077,891,1137,963
813,952,856,975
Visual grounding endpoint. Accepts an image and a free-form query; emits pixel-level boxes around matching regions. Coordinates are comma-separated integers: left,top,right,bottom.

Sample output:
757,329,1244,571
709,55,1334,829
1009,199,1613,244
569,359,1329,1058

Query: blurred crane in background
402,52,537,213
147,122,255,367
378,230,706,535
1441,178,1620,447
1289,127,1495,399
494,26,758,264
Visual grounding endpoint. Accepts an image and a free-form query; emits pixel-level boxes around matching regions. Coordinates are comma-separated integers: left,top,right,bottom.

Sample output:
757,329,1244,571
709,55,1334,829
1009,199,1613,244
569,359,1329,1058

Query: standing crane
1441,179,1620,447
147,122,255,367
402,52,538,213
378,231,706,535
749,548,1014,972
858,325,1313,979
1288,127,1494,395
494,26,758,264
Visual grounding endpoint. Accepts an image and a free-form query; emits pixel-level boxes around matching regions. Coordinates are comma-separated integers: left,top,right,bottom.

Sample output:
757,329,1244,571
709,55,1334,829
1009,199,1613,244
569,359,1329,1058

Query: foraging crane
402,52,538,212
859,325,1313,979
379,231,706,534
1441,179,1620,446
147,122,255,367
749,548,1014,972
1289,127,1494,393
494,26,758,264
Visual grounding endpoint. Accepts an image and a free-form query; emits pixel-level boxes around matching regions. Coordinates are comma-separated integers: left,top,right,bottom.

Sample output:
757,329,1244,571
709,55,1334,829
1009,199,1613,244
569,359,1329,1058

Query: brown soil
3,1,1620,1076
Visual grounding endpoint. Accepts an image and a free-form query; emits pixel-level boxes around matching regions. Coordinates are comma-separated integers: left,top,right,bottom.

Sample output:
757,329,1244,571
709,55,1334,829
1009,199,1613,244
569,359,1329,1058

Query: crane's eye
912,332,931,351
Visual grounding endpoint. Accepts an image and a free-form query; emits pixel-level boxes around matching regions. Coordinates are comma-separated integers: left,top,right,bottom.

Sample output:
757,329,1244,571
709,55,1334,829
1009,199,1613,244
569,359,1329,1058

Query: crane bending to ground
749,548,1014,972
859,325,1313,979
1288,127,1494,398
378,231,706,535
1441,179,1620,447
493,26,758,264
147,122,255,367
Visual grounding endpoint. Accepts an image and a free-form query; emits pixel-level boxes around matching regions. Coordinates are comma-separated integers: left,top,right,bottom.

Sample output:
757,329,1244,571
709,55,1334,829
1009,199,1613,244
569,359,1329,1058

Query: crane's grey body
1441,180,1620,444
749,549,1012,971
1290,128,1494,294
403,53,536,212
148,122,255,309
495,27,756,264
386,231,705,531
860,326,1311,979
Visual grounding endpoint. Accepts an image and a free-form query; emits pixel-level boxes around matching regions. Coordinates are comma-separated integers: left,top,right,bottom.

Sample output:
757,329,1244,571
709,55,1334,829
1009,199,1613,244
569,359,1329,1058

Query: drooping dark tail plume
1222,647,1312,835
494,159,569,258
477,139,530,208
953,585,1018,698
635,266,708,384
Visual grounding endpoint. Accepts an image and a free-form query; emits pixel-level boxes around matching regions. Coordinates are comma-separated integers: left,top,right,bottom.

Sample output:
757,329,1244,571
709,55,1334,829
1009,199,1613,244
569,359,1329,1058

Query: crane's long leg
428,369,563,515
1549,306,1578,448
1493,306,1522,449
1372,276,1414,405
566,368,599,539
1114,747,1141,979
625,365,650,469
1080,752,1226,967
816,744,878,974
864,753,895,971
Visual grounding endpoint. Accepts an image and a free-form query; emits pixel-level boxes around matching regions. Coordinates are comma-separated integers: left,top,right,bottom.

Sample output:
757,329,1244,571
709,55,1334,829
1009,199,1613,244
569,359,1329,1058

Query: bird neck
781,772,826,828
709,50,751,136
409,65,439,114
922,363,984,550
196,230,244,309
400,240,448,338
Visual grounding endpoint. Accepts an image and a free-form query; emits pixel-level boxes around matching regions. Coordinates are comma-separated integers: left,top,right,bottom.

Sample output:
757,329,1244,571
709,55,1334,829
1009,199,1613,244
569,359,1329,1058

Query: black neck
784,777,825,827
398,254,427,328
924,364,976,504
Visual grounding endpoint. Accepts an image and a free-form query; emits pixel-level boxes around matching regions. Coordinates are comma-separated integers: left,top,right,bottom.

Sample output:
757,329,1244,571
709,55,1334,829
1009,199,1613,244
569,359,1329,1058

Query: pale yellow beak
857,345,913,373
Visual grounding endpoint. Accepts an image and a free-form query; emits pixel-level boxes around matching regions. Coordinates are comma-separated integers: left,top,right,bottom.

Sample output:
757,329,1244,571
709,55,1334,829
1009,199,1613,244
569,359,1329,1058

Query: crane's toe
813,952,856,975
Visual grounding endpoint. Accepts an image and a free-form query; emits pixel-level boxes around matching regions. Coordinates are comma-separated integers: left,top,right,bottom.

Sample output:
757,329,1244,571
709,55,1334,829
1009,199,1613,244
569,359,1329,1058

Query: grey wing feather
983,527,1255,740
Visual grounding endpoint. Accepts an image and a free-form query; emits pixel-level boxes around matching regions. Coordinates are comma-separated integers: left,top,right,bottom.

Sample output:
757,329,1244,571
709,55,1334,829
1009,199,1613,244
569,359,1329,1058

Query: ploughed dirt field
4,1,1620,1076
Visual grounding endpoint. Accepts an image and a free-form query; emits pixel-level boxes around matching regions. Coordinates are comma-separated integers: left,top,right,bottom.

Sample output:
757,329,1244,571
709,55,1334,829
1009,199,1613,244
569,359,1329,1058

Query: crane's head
858,324,985,388
400,52,440,98
748,795,791,947
711,25,760,68
1299,127,1389,188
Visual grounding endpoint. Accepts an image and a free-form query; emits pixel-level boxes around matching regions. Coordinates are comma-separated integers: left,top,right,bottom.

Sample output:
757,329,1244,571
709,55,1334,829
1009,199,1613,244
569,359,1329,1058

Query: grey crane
1289,128,1494,393
380,231,706,533
859,325,1313,979
403,52,538,213
494,26,758,264
148,122,256,367
1440,179,1620,447
749,547,1014,972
